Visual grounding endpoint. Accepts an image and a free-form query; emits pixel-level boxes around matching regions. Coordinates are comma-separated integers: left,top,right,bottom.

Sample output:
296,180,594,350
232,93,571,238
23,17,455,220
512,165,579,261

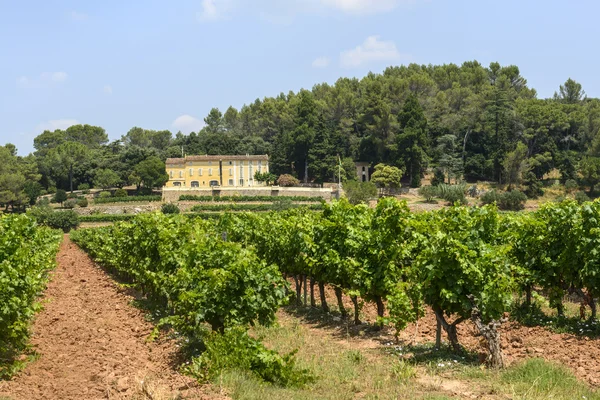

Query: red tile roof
166,155,269,165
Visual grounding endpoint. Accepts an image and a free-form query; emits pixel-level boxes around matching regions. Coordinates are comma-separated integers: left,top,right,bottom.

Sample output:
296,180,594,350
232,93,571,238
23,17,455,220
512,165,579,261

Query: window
210,180,219,187
170,171,173,178
199,168,203,176
209,161,212,166
189,168,194,176
209,168,213,176
229,168,233,175
179,171,183,178
239,179,244,186
173,182,181,187
191,181,199,188
228,179,234,186
228,161,233,165
362,166,366,172
239,166,244,178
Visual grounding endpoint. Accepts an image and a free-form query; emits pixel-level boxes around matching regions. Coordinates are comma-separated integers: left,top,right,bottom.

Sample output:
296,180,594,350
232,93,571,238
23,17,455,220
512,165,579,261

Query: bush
77,198,89,208
161,203,180,214
99,191,112,199
437,184,467,205
28,206,79,232
431,167,445,186
344,181,378,205
565,179,578,193
63,199,77,209
37,197,50,207
77,183,90,191
113,188,128,198
418,185,439,202
53,189,67,205
575,191,590,204
498,190,527,211
480,190,499,205
276,174,300,187
94,195,162,204
184,328,313,387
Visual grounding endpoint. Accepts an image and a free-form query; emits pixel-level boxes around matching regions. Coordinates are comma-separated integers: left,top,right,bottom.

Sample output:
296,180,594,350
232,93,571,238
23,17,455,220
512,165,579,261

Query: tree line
2,60,600,210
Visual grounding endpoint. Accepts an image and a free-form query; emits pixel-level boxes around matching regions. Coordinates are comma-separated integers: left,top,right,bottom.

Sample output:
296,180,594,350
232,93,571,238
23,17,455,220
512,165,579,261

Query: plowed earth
0,236,220,400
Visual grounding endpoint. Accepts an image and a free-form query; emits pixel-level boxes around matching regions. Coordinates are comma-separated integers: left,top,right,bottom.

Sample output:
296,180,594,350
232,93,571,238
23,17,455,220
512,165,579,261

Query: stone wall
162,186,334,202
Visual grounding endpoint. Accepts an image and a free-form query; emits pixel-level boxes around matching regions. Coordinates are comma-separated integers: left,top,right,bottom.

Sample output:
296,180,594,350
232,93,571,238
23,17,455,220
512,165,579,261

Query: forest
2,60,600,210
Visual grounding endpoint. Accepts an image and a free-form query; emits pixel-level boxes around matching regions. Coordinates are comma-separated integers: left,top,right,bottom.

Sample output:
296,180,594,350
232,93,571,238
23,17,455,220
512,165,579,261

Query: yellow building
165,155,270,188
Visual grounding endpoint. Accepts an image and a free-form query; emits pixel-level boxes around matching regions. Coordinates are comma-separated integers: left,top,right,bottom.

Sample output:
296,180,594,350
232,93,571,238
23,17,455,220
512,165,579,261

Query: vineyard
66,198,600,390
0,215,61,378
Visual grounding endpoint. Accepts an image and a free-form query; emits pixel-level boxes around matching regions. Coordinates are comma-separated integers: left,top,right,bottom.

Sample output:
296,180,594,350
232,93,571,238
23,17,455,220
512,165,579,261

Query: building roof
166,154,269,165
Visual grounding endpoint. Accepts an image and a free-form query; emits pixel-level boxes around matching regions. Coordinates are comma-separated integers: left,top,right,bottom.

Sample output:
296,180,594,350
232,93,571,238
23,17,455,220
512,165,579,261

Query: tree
94,169,122,189
254,171,277,186
54,189,68,206
579,156,600,194
343,181,377,205
396,94,428,187
503,142,528,189
53,142,89,192
133,156,169,189
204,108,225,134
554,78,586,104
370,164,403,194
276,174,300,187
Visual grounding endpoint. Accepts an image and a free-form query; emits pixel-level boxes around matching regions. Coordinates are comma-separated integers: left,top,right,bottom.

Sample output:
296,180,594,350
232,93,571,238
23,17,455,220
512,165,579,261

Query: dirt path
0,236,216,400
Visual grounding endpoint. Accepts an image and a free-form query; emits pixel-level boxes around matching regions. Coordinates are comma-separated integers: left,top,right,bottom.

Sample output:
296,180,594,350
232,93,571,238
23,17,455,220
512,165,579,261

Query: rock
116,377,129,392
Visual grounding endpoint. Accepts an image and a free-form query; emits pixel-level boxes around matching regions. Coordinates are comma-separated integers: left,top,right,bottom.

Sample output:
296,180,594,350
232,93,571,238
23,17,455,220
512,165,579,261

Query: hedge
179,195,325,203
93,195,162,204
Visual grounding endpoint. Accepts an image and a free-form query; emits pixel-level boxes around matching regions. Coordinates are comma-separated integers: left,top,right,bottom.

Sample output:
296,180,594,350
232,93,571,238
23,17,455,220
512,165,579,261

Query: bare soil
0,236,219,400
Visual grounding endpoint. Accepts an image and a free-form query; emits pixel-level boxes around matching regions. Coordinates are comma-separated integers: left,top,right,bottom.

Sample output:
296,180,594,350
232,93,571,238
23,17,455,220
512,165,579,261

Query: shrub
28,206,79,232
575,191,590,204
99,191,112,199
565,179,578,193
161,203,180,214
276,174,300,187
37,197,50,207
497,190,527,211
76,198,89,208
67,192,79,199
94,195,162,204
431,167,445,186
418,185,439,202
184,328,313,387
114,188,128,198
480,190,499,205
344,181,378,205
53,189,67,205
63,199,77,209
437,184,467,205
77,183,90,191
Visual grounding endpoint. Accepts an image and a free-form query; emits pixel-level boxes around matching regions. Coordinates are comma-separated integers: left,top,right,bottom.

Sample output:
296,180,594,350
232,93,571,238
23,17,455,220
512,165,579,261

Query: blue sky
1,0,599,155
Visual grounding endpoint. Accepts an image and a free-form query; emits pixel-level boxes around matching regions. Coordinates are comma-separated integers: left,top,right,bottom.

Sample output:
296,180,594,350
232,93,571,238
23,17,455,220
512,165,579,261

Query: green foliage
184,328,313,387
343,181,377,205
418,185,438,202
76,198,88,208
53,189,67,205
161,203,180,214
0,215,61,376
437,184,467,205
431,168,445,186
134,156,169,189
63,199,77,209
190,203,323,212
276,174,300,187
113,188,128,198
79,214,136,222
94,168,121,189
254,172,277,186
371,164,403,193
179,195,323,203
71,213,291,384
28,206,80,232
77,183,90,191
94,195,161,204
564,179,578,193
498,190,527,211
575,191,590,204
98,191,112,199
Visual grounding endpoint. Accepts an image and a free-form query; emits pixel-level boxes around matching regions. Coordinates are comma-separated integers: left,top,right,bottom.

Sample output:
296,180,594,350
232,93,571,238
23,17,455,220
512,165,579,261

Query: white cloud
70,11,88,21
17,72,68,88
312,57,331,68
340,36,409,68
103,85,113,94
317,0,402,14
172,115,205,134
35,119,80,133
197,0,235,21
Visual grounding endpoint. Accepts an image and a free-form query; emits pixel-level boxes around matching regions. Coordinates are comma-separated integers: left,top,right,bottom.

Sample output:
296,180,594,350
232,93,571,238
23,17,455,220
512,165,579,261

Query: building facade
165,155,270,188
355,162,370,182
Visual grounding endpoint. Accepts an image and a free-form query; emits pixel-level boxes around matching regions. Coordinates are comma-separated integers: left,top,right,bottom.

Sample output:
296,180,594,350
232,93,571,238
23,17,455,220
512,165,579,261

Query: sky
1,0,599,155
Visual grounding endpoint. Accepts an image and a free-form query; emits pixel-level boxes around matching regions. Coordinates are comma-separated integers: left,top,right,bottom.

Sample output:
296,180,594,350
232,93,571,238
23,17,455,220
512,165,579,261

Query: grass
211,309,600,400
